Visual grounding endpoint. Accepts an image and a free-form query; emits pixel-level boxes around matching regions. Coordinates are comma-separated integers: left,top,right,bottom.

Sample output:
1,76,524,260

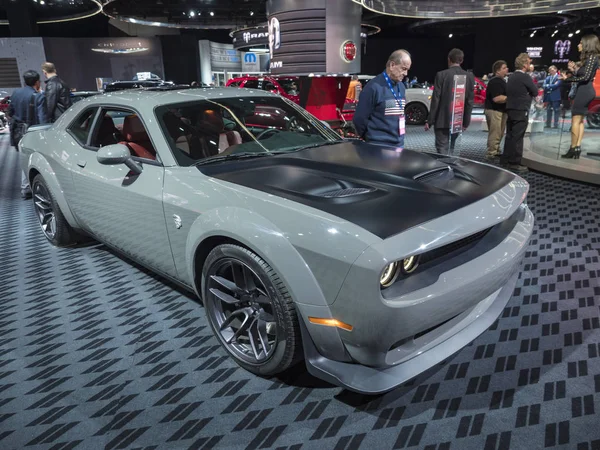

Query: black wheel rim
406,105,424,124
33,182,56,240
206,259,278,364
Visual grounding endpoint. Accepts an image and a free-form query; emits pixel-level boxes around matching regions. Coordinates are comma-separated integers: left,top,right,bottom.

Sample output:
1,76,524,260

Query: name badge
399,115,406,136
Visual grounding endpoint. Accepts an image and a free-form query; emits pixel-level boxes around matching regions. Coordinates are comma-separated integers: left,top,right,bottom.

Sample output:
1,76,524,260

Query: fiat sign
341,41,357,62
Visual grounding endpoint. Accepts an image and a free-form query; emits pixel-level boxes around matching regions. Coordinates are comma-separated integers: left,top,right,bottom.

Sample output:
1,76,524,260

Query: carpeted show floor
1,124,600,450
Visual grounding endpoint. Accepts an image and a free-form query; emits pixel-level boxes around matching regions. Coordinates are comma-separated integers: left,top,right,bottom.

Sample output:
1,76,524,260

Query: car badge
173,214,182,229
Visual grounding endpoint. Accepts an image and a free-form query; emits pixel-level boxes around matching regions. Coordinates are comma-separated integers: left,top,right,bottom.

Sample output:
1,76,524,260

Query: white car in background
358,75,432,125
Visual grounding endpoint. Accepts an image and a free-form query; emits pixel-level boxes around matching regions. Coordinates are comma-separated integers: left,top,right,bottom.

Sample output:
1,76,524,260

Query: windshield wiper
284,141,343,153
194,152,273,166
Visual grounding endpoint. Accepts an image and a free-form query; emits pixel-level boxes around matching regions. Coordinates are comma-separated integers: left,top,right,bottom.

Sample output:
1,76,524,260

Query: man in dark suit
543,65,562,128
502,53,539,172
8,70,48,198
425,48,475,155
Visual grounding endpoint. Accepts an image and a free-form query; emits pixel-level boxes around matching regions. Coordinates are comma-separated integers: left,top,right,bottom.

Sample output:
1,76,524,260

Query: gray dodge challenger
20,86,533,394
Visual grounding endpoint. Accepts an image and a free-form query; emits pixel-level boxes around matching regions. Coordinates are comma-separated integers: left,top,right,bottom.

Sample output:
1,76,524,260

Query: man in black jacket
42,62,72,122
425,48,475,155
501,53,539,171
8,70,48,198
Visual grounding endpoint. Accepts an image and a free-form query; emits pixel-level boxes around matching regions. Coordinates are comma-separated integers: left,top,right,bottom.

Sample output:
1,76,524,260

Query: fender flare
27,152,80,229
185,206,329,308
184,206,350,362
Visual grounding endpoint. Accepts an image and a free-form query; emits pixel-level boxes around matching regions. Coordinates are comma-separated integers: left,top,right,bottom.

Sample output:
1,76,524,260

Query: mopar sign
242,52,259,71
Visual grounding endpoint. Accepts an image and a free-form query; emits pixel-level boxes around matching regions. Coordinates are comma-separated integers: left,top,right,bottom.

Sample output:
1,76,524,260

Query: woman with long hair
560,34,600,159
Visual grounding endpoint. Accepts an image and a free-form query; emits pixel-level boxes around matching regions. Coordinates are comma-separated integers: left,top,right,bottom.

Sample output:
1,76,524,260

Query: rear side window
68,108,97,146
243,80,259,89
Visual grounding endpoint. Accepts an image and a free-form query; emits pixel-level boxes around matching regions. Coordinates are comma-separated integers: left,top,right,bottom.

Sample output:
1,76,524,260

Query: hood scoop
413,166,454,183
320,187,375,198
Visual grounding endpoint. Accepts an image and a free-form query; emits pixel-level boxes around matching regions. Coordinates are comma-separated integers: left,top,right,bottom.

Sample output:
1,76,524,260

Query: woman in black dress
560,34,600,159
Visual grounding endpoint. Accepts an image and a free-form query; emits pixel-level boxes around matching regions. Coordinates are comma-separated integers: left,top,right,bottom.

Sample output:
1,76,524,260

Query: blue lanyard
382,71,403,106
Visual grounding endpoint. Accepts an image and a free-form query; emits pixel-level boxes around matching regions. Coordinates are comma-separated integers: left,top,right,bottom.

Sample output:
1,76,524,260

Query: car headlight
380,255,421,287
402,255,420,274
380,262,399,287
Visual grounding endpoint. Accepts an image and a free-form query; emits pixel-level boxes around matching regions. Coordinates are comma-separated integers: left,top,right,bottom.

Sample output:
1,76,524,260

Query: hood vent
413,166,453,183
320,187,374,198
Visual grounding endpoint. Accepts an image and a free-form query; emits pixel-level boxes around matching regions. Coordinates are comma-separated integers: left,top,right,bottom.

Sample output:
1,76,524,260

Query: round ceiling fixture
341,41,357,62
0,0,102,25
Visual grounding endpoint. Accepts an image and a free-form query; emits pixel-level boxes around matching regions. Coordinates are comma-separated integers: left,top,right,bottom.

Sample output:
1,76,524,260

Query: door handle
77,161,86,168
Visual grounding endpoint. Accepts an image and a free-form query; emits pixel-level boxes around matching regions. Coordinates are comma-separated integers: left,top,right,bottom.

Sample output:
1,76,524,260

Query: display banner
450,74,467,134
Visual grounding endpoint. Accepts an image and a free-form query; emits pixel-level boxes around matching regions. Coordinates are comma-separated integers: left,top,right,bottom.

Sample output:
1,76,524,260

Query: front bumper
301,270,518,394
299,199,533,394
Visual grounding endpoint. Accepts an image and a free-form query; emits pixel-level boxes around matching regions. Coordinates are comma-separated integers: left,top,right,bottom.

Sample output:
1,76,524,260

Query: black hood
199,140,516,239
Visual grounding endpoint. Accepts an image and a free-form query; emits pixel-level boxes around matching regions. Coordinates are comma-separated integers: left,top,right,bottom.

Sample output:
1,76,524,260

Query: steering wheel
254,127,280,140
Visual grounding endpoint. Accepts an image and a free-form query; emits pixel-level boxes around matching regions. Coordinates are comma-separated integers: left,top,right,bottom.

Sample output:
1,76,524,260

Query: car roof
79,87,278,109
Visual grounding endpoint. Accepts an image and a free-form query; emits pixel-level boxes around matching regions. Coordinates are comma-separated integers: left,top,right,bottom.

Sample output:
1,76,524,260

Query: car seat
96,115,121,147
198,109,242,154
119,115,156,160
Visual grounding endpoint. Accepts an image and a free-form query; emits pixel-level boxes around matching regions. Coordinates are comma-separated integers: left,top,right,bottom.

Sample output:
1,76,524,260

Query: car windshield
156,95,342,167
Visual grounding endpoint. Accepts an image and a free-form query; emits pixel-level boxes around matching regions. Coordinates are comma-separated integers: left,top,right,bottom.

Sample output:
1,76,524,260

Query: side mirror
97,143,143,175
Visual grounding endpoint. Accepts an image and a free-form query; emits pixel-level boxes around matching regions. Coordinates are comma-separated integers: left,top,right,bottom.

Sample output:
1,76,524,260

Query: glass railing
529,96,600,163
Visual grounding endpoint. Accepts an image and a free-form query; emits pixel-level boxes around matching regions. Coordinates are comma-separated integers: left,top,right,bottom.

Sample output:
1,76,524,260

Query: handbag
13,92,36,148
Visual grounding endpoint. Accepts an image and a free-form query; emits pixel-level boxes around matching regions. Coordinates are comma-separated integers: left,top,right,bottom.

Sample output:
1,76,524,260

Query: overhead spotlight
210,11,214,16
448,33,453,38
568,32,574,37
250,11,254,16
40,0,45,4
576,29,581,34
189,10,195,17
530,32,535,37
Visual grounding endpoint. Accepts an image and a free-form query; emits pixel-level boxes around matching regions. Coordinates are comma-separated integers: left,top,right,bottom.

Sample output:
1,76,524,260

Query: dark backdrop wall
160,29,232,85
361,36,476,83
42,37,164,91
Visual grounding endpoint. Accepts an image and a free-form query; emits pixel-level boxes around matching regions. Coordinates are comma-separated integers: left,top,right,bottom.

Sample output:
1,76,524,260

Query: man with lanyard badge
353,49,412,148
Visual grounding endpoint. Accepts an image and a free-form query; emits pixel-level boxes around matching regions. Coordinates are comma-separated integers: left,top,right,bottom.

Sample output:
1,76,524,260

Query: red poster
451,74,467,134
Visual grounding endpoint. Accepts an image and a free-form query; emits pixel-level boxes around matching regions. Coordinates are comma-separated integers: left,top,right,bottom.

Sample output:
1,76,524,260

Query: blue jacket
353,73,405,147
8,86,47,125
543,74,562,102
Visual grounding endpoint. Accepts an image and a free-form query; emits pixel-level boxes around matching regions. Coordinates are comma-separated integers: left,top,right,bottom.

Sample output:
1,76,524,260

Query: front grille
419,227,491,265
320,187,374,198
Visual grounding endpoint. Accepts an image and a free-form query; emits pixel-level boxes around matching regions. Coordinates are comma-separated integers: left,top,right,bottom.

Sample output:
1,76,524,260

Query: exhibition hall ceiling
102,0,266,29
0,0,102,23
356,0,600,18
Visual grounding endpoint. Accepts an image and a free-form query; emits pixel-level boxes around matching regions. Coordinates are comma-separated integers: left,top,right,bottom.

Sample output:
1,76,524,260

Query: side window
68,108,97,146
243,80,259,89
228,81,241,87
90,108,157,161
263,81,276,92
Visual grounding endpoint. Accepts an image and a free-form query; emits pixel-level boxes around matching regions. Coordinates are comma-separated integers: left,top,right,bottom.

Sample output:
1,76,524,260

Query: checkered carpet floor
1,128,599,450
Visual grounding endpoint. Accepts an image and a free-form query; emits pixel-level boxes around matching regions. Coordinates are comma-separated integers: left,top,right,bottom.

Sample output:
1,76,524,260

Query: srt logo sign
554,40,571,59
268,17,280,59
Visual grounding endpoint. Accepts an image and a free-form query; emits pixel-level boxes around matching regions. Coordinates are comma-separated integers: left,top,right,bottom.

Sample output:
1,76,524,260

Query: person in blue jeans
8,70,48,198
543,65,562,128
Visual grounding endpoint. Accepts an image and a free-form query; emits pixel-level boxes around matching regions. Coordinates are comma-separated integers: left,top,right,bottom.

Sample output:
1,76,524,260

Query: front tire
202,244,303,376
31,174,77,247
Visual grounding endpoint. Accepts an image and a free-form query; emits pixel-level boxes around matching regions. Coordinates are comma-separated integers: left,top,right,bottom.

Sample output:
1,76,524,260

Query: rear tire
202,244,303,376
31,174,78,247
405,102,428,125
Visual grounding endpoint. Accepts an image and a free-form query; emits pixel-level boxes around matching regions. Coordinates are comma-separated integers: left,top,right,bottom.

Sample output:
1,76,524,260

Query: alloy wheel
33,182,57,240
206,259,278,364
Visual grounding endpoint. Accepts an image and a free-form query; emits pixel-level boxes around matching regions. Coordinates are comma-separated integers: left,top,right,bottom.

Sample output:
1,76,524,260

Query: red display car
226,75,356,136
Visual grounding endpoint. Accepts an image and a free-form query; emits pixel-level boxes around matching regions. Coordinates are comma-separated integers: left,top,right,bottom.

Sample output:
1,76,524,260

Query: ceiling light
250,11,254,16
569,32,574,37
448,33,453,38
189,10,195,17
210,11,214,16
576,29,581,34
40,0,45,4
